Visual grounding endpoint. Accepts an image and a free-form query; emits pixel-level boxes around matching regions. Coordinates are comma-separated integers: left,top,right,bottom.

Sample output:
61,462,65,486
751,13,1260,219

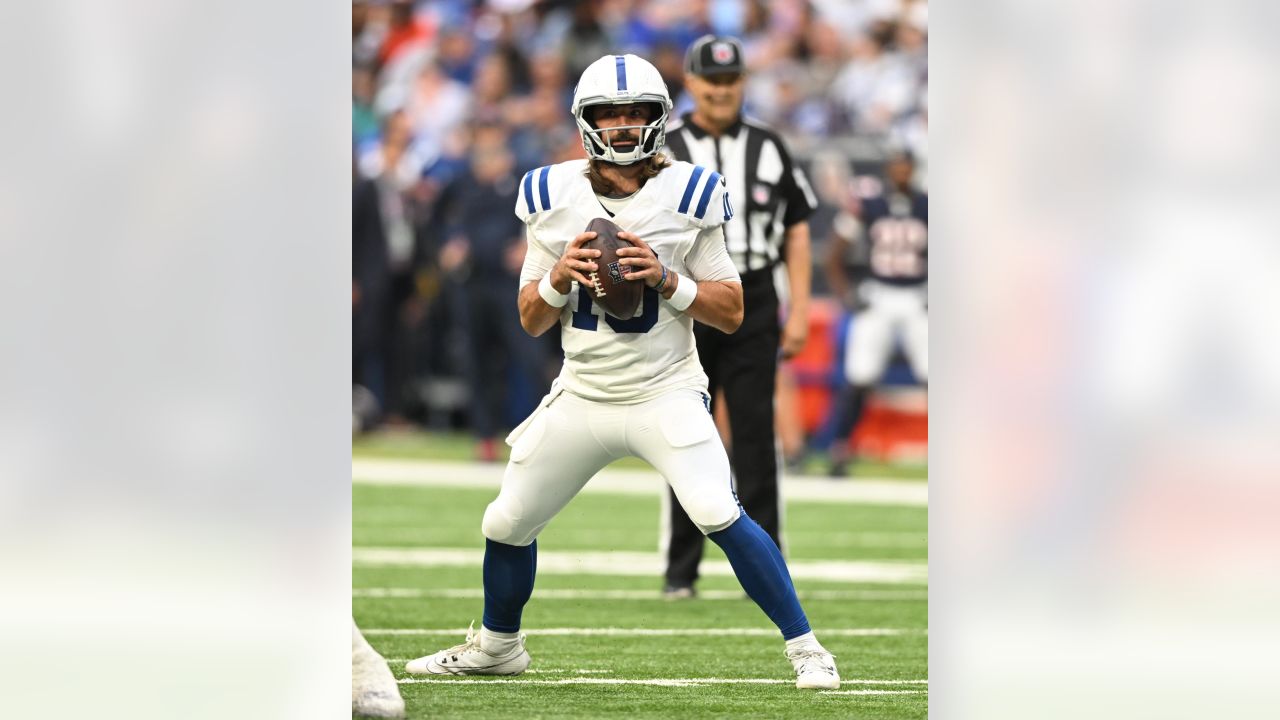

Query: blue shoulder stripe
538,166,551,211
522,171,535,214
678,166,705,214
694,171,722,219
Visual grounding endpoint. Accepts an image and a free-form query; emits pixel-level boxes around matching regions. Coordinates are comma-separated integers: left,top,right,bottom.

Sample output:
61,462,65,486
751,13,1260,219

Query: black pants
665,273,782,588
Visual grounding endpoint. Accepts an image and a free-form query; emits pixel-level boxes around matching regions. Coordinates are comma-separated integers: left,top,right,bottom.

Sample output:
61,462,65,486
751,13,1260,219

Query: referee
660,35,817,598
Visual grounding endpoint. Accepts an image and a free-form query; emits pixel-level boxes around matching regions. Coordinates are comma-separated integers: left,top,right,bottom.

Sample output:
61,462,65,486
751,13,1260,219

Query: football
583,217,643,319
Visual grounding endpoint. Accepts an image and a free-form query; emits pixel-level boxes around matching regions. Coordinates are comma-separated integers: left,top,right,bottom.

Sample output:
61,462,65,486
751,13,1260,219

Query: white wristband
666,272,698,312
538,272,570,308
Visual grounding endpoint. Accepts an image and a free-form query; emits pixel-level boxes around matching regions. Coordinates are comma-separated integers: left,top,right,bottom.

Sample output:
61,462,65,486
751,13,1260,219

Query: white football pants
844,281,929,385
482,385,741,547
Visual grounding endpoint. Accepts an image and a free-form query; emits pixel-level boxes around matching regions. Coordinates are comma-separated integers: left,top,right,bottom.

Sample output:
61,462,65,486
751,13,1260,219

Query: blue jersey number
571,284,659,333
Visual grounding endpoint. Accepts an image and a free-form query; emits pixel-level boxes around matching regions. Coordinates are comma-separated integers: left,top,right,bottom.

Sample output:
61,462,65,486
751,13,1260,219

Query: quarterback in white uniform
405,54,839,690
513,148,739,405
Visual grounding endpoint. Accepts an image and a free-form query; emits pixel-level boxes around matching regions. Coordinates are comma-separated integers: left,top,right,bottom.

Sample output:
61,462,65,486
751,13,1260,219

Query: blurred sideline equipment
405,53,838,691
787,299,928,463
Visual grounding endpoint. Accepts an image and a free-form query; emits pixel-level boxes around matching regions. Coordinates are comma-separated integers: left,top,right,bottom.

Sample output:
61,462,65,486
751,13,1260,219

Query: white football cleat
787,646,841,690
405,624,531,676
352,637,405,718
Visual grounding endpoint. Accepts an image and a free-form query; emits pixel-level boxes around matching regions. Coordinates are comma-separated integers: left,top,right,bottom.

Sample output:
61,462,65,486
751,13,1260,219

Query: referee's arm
780,220,811,358
778,154,817,359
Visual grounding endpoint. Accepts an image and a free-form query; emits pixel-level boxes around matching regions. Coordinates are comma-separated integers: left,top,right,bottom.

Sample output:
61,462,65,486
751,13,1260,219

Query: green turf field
354,435,928,718
353,428,929,480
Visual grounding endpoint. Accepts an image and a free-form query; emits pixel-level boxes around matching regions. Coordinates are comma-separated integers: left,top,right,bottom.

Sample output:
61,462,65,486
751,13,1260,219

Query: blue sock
481,538,537,633
709,513,811,640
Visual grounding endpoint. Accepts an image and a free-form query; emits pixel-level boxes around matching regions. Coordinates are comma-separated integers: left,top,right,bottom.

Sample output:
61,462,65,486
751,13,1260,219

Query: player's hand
615,232,664,288
780,312,809,359
504,238,527,276
439,237,470,272
551,231,601,293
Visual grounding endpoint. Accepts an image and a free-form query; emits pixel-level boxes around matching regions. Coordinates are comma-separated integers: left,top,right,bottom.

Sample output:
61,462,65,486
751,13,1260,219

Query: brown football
583,217,643,320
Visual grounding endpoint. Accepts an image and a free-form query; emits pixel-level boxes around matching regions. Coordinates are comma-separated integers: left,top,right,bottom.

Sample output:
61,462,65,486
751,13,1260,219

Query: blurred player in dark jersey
825,151,928,476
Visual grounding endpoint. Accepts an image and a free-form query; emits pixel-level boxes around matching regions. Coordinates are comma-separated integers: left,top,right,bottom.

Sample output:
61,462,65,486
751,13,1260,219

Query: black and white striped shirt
661,113,817,276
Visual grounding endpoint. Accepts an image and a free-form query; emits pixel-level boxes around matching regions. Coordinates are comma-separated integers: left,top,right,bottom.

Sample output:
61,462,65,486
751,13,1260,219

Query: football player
405,54,840,690
825,150,928,476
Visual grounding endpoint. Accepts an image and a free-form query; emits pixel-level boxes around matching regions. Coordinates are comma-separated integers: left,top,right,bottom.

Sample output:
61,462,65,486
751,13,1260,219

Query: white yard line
818,689,928,695
811,531,926,548
355,587,928,601
352,458,927,507
396,678,708,687
385,666,614,674
366,627,922,637
398,677,927,688
353,547,928,585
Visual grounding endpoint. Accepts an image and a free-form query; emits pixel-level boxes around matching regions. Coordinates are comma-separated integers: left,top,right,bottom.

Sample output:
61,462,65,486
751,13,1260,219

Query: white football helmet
571,54,673,165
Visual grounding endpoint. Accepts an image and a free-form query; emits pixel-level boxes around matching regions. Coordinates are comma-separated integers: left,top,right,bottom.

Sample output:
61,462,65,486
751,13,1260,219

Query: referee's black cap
684,35,745,76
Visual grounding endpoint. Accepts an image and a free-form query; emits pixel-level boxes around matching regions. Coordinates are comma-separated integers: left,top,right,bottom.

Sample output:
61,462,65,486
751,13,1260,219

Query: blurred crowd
352,0,928,458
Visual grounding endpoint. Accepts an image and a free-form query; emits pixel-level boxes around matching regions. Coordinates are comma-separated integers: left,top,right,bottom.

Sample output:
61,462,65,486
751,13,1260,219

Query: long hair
585,153,672,196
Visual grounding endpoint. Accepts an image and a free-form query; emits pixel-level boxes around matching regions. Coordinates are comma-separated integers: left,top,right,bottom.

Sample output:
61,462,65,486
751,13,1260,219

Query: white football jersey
516,158,740,403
